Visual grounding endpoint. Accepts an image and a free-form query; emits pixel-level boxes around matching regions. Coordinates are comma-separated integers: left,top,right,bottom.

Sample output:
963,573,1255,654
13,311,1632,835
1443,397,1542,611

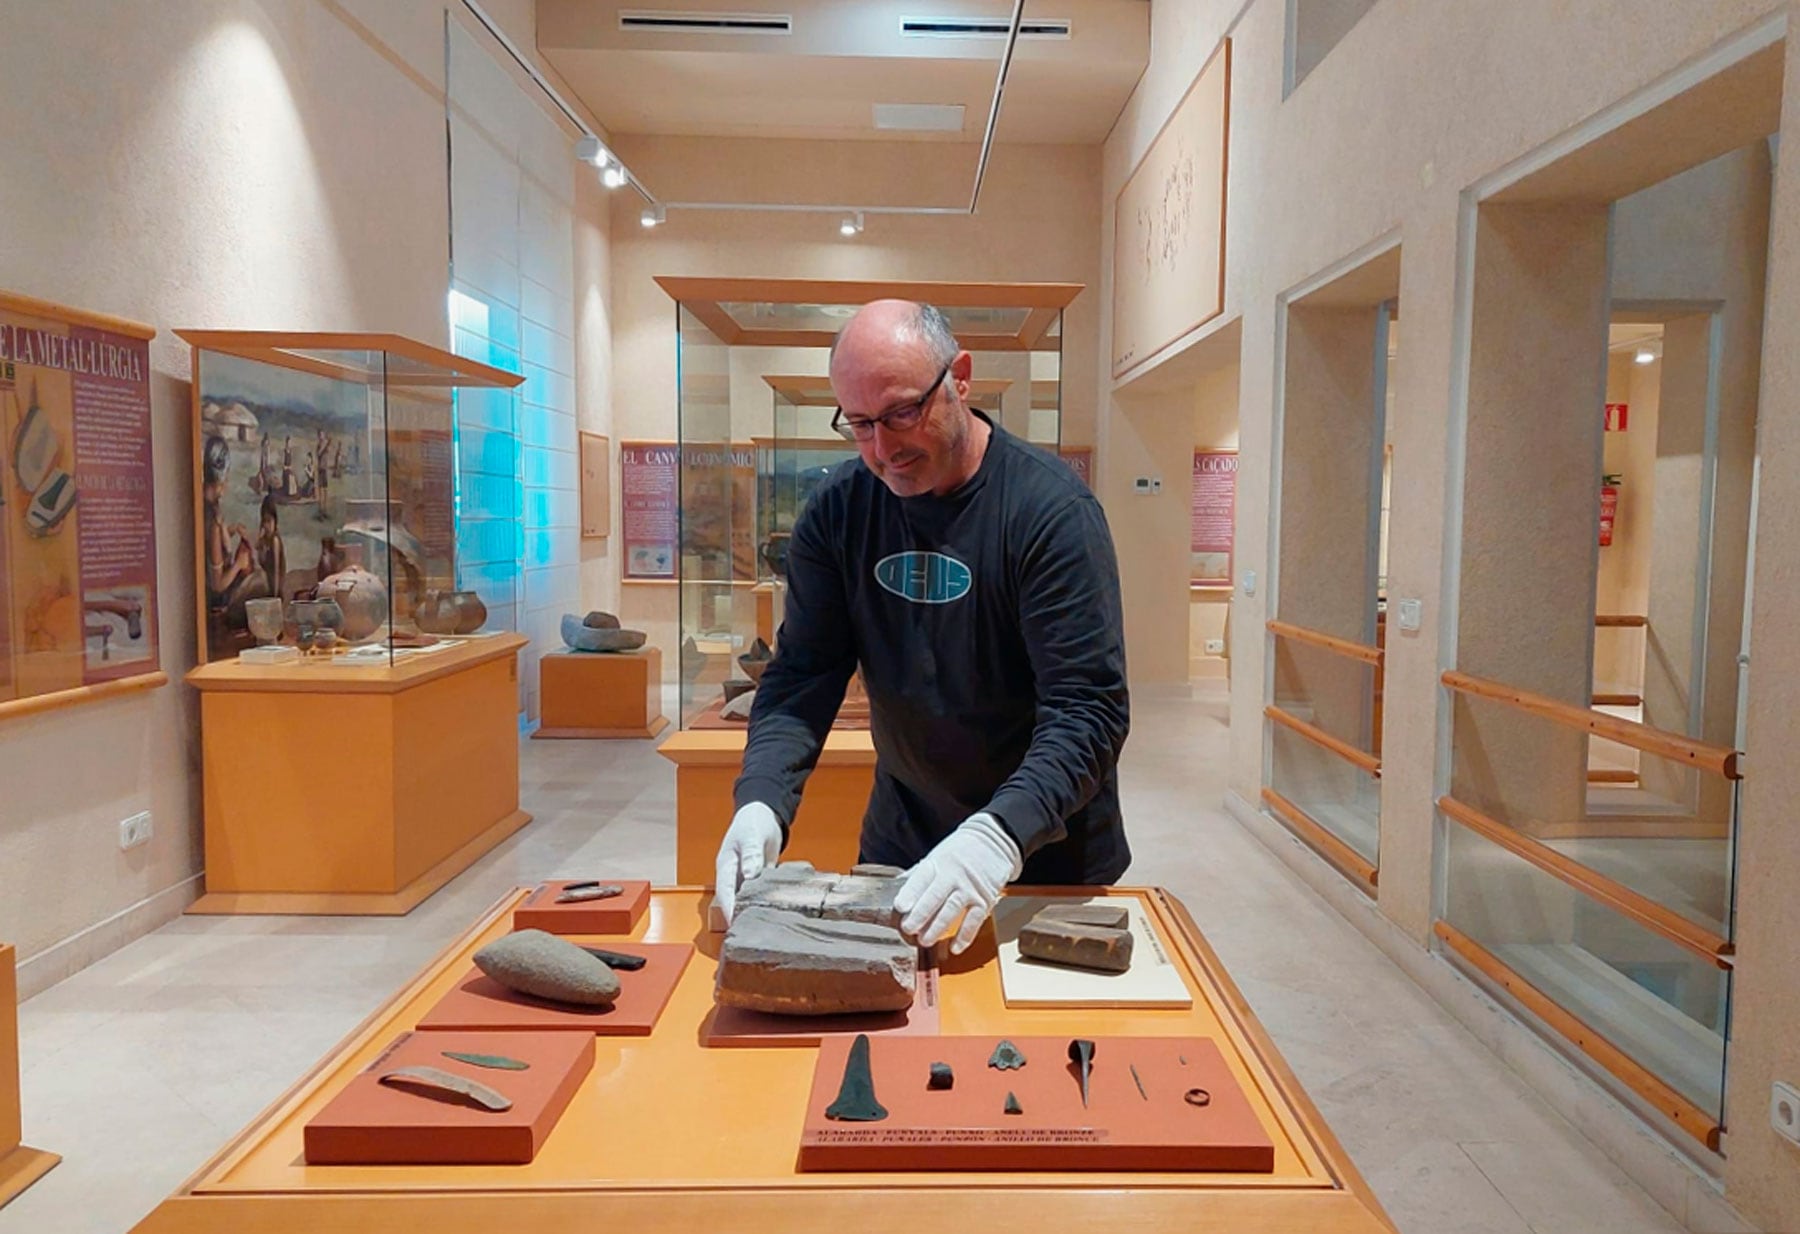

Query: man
714,300,1130,954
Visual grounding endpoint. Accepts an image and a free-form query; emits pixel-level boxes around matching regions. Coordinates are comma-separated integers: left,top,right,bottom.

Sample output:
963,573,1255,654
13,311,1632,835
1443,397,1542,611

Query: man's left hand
893,812,1023,954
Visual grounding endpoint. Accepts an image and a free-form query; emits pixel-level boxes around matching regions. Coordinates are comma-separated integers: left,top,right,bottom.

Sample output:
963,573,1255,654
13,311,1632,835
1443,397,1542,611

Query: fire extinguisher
1599,474,1621,547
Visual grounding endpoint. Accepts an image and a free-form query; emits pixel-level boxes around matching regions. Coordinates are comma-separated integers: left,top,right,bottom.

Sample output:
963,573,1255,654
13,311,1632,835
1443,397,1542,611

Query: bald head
828,299,987,498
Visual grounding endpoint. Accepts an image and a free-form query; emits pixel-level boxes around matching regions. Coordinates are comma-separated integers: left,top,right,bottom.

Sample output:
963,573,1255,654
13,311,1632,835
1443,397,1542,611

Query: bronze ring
1184,1087,1212,1107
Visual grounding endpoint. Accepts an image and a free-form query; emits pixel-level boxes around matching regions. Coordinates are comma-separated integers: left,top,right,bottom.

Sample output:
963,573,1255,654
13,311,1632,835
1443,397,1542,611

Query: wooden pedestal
185,635,532,916
657,730,874,883
533,648,668,740
0,944,59,1210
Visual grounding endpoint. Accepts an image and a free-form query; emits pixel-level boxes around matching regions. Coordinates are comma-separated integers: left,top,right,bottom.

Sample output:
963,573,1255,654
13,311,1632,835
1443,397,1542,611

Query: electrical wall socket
1203,638,1225,655
1772,1081,1800,1147
119,810,152,851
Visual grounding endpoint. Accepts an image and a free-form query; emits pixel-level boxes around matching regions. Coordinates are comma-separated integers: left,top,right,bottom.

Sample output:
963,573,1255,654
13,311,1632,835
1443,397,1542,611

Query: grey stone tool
379,1065,512,1112
473,928,622,1006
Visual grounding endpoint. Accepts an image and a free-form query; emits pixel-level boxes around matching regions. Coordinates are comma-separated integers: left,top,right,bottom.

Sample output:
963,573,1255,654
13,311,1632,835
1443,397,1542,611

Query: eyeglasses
831,363,951,442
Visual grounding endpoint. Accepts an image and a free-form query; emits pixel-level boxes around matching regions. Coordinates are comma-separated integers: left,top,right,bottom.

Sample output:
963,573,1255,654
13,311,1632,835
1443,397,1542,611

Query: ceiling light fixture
602,162,628,189
839,211,864,237
1635,347,1656,365
641,204,667,228
575,136,605,167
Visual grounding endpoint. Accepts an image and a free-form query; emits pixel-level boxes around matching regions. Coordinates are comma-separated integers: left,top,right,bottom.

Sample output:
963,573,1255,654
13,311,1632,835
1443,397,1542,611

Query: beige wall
603,135,1103,674
0,0,609,993
1102,0,1796,1226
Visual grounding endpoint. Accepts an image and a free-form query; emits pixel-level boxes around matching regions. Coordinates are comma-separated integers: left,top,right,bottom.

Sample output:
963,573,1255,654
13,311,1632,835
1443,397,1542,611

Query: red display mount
304,1030,591,1165
512,880,652,935
701,966,940,1048
414,943,693,1036
798,1035,1274,1173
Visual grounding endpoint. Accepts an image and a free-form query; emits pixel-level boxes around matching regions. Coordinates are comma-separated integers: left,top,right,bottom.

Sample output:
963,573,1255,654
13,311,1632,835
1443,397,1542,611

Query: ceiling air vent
619,10,792,34
900,16,1071,38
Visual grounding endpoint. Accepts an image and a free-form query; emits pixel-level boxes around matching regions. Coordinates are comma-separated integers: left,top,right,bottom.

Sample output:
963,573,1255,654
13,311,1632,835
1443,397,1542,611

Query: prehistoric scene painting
198,351,454,660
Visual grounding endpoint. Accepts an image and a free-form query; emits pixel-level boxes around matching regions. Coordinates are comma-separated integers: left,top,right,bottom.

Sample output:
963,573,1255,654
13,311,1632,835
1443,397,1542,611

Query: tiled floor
3,685,1691,1234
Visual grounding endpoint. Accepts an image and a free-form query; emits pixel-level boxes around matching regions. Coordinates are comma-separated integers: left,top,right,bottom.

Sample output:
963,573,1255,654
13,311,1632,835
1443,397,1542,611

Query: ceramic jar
448,590,487,634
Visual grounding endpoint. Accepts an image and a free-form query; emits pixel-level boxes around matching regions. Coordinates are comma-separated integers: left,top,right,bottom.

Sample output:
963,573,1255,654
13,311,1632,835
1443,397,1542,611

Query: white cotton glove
713,802,784,926
893,812,1024,955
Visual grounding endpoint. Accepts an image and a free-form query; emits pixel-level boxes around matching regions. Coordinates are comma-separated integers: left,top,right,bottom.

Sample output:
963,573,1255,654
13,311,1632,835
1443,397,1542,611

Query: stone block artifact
824,1034,887,1122
988,1039,1027,1070
378,1066,512,1112
927,1062,954,1090
560,612,646,652
441,1050,531,1072
715,907,914,1015
582,611,622,629
1069,1039,1096,1108
1018,904,1135,973
473,929,622,1006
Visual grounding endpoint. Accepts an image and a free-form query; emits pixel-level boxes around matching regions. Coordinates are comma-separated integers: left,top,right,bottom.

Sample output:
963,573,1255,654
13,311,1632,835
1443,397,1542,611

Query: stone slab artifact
734,862,904,930
928,1062,954,1090
1018,915,1134,974
715,907,915,1015
379,1066,512,1112
473,929,622,1006
582,611,622,629
1034,902,1129,931
824,1033,887,1122
720,689,756,721
850,863,905,879
560,612,647,653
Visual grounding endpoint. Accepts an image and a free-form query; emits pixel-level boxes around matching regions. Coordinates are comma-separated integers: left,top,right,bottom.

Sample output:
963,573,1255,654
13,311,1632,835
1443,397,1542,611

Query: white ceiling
536,0,1151,144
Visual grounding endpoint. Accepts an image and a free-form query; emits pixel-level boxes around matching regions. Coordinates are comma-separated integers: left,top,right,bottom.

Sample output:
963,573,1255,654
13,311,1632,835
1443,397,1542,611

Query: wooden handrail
1591,692,1643,708
1438,795,1732,966
1262,787,1379,889
1266,620,1383,666
1265,705,1381,776
1587,769,1639,784
1594,614,1648,628
1433,921,1721,1151
1442,670,1740,780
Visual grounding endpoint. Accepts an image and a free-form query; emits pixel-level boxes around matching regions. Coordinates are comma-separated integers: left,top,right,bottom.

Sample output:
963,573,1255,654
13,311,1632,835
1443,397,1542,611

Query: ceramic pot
317,564,388,641
414,589,455,634
313,596,345,633
449,590,487,635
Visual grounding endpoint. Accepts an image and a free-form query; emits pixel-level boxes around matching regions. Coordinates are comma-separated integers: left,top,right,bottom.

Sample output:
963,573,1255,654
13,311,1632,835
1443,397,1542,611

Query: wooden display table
0,944,59,1208
185,635,532,916
533,648,668,739
658,729,874,882
127,886,1394,1233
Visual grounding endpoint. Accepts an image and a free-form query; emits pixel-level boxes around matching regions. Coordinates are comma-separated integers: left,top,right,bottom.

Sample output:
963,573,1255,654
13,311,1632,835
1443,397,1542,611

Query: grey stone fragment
1017,917,1134,973
988,1039,1027,1070
582,611,622,629
715,907,914,1015
721,689,756,720
1004,1091,1023,1115
556,883,623,903
928,1062,954,1090
850,863,904,879
473,928,622,1006
1034,902,1129,931
824,1033,887,1122
735,863,829,917
560,613,647,653
820,874,904,930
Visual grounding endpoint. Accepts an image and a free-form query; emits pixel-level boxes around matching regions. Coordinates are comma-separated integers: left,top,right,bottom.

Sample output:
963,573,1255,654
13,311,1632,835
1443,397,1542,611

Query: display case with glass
179,332,524,666
658,279,1080,729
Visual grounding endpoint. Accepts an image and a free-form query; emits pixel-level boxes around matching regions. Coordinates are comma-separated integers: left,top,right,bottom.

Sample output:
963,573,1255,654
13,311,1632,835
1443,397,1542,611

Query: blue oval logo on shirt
874,551,972,604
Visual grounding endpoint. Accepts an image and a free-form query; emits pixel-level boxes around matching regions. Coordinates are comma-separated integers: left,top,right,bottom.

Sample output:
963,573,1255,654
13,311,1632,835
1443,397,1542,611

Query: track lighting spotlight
602,162,627,189
641,204,666,228
575,136,604,166
840,211,865,237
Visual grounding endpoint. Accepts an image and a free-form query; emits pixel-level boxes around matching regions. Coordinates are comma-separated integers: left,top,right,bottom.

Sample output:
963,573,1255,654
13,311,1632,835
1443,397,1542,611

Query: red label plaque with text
1190,449,1237,590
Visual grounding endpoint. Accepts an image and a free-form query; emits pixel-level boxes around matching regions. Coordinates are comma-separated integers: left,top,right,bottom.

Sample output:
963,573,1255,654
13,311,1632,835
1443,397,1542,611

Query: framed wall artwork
580,431,610,539
1111,41,1231,381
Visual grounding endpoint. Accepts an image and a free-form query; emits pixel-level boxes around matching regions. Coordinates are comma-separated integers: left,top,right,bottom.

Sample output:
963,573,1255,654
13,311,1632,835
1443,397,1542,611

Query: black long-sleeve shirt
733,417,1131,885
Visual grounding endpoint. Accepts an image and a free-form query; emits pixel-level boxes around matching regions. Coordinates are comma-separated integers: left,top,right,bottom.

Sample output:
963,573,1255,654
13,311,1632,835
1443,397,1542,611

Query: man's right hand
713,802,784,926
